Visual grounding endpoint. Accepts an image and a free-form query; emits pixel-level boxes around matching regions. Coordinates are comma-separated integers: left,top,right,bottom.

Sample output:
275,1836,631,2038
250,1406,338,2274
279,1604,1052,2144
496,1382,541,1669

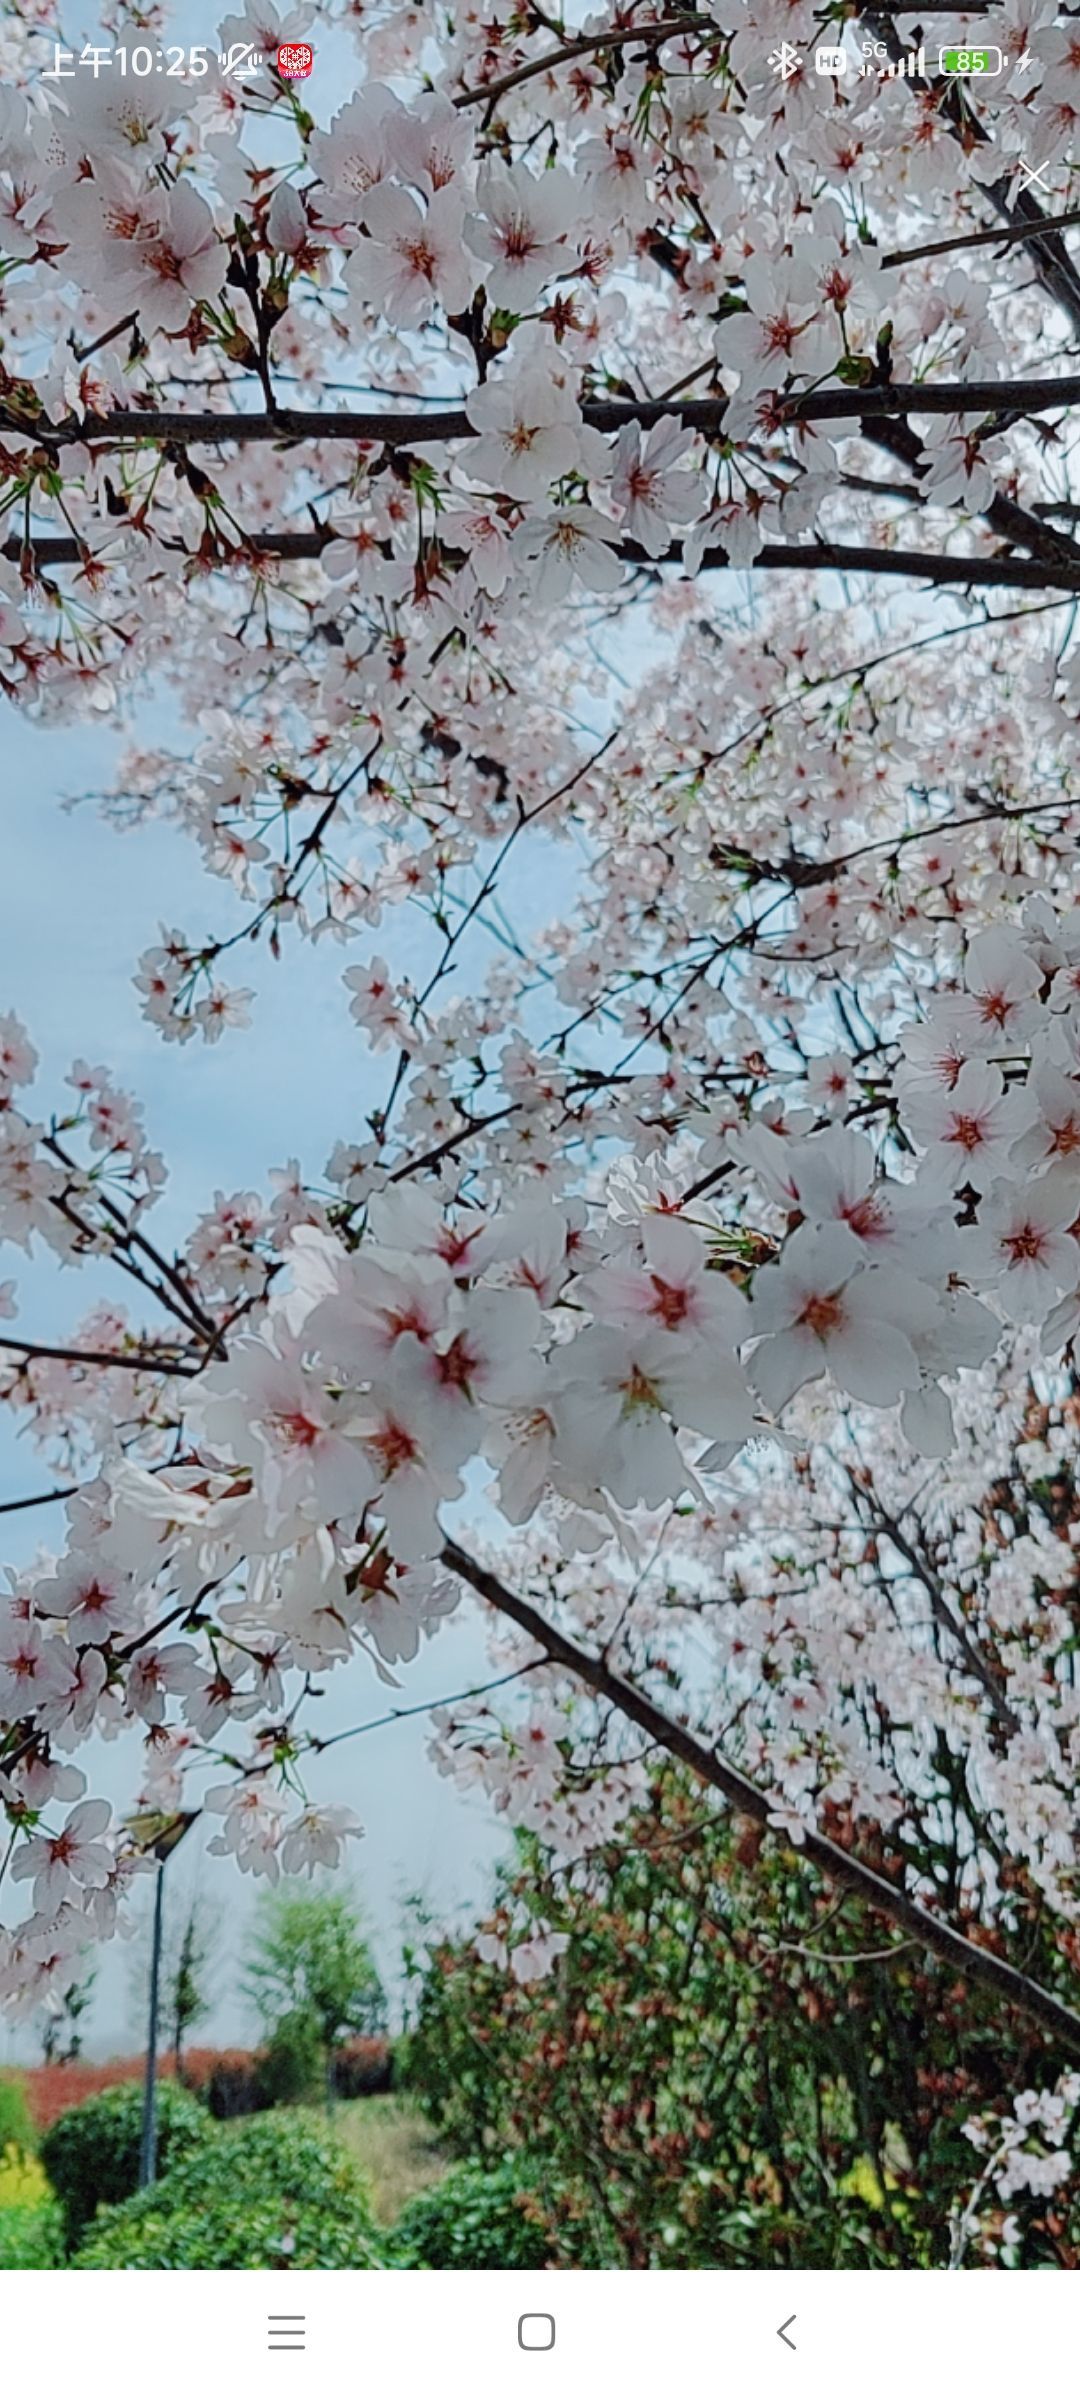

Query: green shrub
41,2080,210,2250
73,2111,389,2270
258,2009,324,2107
0,2076,35,2158
0,2199,64,2269
392,2160,553,2269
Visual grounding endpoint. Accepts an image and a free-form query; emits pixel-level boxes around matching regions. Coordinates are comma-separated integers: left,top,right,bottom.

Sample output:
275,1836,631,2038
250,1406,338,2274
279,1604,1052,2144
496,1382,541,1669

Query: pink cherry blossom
903,1060,1033,1194
10,1799,113,1917
346,186,474,331
466,162,576,311
610,416,706,558
749,1226,930,1413
462,370,584,504
512,507,623,605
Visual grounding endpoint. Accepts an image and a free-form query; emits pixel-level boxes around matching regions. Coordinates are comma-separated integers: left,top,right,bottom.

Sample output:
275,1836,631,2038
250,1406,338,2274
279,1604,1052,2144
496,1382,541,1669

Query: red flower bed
17,2038,393,2129
18,2049,258,2131
19,2058,145,2130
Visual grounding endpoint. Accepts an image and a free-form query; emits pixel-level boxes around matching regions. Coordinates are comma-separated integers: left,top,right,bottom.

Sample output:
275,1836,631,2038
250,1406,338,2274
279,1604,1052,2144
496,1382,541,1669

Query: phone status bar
767,37,1019,80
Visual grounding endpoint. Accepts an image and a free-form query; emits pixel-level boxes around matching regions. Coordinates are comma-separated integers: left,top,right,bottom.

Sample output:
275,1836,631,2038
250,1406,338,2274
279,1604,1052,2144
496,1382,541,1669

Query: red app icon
276,41,314,77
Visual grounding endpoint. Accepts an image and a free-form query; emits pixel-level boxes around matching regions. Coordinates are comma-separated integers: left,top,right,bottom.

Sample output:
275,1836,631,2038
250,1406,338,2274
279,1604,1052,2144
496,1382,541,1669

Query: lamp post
132,1810,199,2191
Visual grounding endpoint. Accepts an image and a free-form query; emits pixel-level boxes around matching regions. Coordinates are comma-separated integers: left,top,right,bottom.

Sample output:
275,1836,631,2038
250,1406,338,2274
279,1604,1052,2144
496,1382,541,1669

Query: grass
322,2095,450,2226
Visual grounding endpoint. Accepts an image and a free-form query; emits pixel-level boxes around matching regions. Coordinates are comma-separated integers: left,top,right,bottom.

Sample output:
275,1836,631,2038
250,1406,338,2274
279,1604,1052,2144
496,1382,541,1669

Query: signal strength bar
882,45,925,75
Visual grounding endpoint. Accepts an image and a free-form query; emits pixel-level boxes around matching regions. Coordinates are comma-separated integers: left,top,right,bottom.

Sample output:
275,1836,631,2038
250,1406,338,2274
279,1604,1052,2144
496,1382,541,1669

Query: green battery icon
938,44,1004,73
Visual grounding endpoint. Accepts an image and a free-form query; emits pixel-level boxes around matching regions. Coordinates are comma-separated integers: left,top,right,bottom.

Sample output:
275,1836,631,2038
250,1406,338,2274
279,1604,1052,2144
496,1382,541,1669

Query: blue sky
0,699,514,2059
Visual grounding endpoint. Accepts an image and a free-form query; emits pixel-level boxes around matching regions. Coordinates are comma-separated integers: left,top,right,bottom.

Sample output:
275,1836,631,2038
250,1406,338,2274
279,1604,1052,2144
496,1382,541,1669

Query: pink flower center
402,236,438,279
841,1194,887,1240
370,1418,419,1475
437,1335,479,1391
799,1292,845,1339
976,988,1013,1027
272,1409,323,1451
500,213,540,263
78,1582,114,1619
762,311,807,357
947,1112,988,1152
145,242,184,285
1002,1224,1049,1264
649,1274,690,1328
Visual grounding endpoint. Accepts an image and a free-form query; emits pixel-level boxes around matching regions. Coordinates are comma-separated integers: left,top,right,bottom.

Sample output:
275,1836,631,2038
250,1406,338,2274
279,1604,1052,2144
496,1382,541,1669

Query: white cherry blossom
748,1226,933,1414
466,162,576,311
9,1799,114,1917
346,185,474,330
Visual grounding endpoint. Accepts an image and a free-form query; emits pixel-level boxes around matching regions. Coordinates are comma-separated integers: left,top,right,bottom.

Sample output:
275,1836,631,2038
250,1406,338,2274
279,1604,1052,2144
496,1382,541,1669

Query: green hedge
0,2200,64,2269
41,2081,211,2250
74,2112,389,2270
0,2076,35,2158
392,2160,553,2269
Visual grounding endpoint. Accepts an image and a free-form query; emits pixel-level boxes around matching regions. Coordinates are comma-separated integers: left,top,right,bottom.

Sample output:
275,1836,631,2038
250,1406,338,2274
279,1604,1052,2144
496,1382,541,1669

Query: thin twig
0,1337,198,1377
0,1483,80,1516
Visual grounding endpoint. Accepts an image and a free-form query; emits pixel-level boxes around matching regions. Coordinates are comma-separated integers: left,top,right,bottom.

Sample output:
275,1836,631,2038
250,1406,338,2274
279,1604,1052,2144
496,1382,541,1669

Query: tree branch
9,527,1080,593
864,410,1080,583
453,11,715,107
5,375,1080,456
440,1537,1080,2059
882,207,1080,273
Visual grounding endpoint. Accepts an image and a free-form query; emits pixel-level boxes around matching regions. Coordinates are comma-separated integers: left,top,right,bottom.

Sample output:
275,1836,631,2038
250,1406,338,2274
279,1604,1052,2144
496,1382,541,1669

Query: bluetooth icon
767,40,803,78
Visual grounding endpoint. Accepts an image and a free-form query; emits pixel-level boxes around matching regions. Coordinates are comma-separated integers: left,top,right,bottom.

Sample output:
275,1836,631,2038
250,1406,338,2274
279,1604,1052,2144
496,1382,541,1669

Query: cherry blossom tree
5,0,1080,2160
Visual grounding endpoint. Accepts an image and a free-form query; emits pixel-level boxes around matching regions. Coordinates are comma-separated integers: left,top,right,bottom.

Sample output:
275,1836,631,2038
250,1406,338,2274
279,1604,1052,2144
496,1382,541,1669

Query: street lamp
127,1810,199,2190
